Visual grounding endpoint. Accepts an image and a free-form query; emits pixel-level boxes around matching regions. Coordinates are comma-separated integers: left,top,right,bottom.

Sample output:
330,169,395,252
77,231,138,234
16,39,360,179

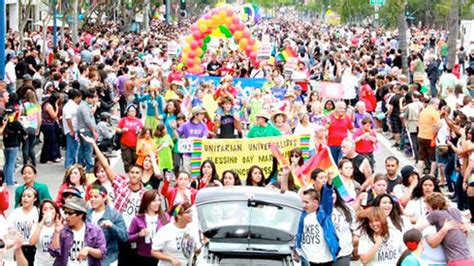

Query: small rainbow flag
276,47,298,63
296,147,354,202
191,139,203,178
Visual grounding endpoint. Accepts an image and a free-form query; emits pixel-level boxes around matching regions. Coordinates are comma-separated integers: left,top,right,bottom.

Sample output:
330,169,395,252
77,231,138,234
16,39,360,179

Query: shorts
390,116,402,134
418,138,435,161
435,146,449,165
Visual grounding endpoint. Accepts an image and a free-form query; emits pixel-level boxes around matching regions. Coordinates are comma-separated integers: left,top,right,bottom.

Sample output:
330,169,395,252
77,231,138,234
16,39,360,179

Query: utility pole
165,0,170,25
72,0,79,44
0,0,5,80
53,0,58,48
144,0,150,32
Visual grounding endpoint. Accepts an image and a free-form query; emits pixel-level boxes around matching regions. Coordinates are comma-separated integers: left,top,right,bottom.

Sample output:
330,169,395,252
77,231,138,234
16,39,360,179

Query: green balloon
202,44,207,51
204,35,211,44
218,25,232,38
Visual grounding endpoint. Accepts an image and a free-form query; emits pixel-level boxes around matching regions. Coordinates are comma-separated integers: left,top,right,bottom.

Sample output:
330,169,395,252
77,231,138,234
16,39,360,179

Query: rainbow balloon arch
181,6,259,74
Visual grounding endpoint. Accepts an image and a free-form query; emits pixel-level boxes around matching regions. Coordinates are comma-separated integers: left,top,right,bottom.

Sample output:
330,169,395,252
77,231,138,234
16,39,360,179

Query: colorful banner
186,75,267,96
191,135,310,179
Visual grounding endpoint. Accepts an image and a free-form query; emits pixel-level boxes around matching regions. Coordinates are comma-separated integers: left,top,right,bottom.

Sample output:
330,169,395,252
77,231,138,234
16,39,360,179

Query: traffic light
180,0,186,11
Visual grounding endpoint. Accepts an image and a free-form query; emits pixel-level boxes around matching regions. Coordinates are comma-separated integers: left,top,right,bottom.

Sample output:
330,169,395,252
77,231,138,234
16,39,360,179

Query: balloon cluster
181,6,259,74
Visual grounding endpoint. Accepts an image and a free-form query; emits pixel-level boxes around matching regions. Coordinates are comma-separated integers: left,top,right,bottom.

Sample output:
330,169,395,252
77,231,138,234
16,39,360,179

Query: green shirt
155,135,174,171
247,123,282,138
441,43,448,57
15,181,53,208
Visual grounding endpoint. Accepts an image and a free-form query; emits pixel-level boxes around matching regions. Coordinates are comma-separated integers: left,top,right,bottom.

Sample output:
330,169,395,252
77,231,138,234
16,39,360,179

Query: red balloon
237,22,245,31
248,38,255,46
187,59,195,67
228,24,237,33
198,39,204,46
226,9,234,17
245,47,253,54
250,52,257,58
190,40,199,49
192,31,201,39
188,51,196,58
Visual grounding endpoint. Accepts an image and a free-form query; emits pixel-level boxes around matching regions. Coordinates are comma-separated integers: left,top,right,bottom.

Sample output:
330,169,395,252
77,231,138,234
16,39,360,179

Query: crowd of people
0,8,473,266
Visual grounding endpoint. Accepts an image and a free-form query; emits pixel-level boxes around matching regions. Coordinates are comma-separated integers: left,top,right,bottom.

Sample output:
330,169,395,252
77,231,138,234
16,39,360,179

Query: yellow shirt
417,106,440,140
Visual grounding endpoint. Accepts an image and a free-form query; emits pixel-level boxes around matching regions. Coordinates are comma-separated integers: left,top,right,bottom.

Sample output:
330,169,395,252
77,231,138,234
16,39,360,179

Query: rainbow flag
276,47,297,63
269,144,303,188
295,147,354,202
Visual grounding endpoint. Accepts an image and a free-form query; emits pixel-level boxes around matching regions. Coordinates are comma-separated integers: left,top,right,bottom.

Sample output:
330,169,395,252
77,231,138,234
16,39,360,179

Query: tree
18,0,34,49
394,0,409,75
447,0,459,69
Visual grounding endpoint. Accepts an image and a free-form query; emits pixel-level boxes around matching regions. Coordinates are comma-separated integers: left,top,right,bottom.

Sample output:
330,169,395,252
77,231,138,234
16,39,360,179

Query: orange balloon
234,31,243,41
185,36,193,44
194,57,201,64
182,45,191,53
181,54,188,64
225,17,232,26
239,38,248,50
199,24,208,33
196,47,203,56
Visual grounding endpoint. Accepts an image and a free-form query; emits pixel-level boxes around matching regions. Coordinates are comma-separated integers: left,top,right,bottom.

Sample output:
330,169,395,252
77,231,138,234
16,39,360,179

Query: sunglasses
291,154,300,158
63,210,78,216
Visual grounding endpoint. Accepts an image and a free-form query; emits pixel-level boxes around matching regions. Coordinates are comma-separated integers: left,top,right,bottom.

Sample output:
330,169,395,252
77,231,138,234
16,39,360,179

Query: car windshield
198,200,300,235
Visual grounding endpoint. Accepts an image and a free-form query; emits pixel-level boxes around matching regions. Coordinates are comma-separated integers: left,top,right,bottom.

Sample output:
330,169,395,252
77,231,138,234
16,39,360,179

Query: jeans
409,132,419,162
65,133,79,169
22,132,36,166
329,145,342,164
456,172,468,210
40,123,61,163
444,152,456,192
78,131,94,173
3,147,19,185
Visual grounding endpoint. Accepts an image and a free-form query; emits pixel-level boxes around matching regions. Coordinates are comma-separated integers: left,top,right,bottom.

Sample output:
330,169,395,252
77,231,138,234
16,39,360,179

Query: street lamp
53,0,58,48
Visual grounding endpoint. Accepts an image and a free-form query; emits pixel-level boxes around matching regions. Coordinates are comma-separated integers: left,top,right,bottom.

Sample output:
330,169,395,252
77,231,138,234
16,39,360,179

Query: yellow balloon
193,65,201,74
252,44,258,52
196,47,203,56
212,15,219,24
234,31,243,41
197,19,206,26
205,20,213,28
199,24,208,33
185,36,193,44
224,17,232,26
182,45,191,53
239,38,248,50
194,57,201,64
181,55,188,64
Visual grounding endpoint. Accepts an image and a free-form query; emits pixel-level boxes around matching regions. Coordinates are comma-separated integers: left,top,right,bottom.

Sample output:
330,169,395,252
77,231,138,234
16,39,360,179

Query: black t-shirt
218,114,236,139
2,120,26,148
24,56,37,76
207,61,222,76
15,60,28,79
142,175,161,190
386,174,402,193
389,93,403,117
392,55,402,69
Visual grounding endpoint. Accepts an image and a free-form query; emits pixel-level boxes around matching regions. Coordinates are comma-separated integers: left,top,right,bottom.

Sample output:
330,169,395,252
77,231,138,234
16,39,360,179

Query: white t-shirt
102,181,115,204
388,216,412,234
301,213,332,263
68,224,87,266
62,100,79,135
7,207,39,245
152,223,198,266
358,229,404,266
122,190,142,229
404,198,428,220
421,225,446,264
91,210,105,225
5,61,16,84
332,206,357,257
31,224,55,265
392,184,407,200
145,214,159,244
294,123,317,149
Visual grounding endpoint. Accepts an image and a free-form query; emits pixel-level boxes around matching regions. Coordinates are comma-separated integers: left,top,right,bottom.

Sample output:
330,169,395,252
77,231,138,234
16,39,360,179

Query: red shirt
214,86,238,100
118,117,143,147
360,84,377,112
353,128,376,154
327,113,354,146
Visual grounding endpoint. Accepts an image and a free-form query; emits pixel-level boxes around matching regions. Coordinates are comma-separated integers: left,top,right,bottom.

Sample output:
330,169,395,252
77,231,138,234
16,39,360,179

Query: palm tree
397,0,409,75
447,0,459,70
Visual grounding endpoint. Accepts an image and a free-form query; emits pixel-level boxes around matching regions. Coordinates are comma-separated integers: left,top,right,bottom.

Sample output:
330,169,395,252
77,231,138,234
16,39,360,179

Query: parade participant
86,184,128,266
221,170,242,186
404,175,442,224
393,165,420,207
353,117,377,168
76,88,98,173
116,105,143,173
395,229,426,266
327,101,354,163
247,112,281,138
338,159,358,200
81,134,146,265
55,164,88,208
355,174,389,210
417,192,473,265
341,138,373,192
417,98,440,176
151,202,200,266
192,159,221,190
384,156,401,193
172,106,208,174
154,123,174,172
373,193,412,233
135,85,164,130
295,172,339,266
15,164,52,208
129,189,170,266
332,189,357,266
140,153,162,190
271,111,292,135
245,165,266,187
29,200,60,265
39,93,61,164
136,127,156,166
7,187,39,265
49,197,106,266
357,207,404,266
161,171,197,210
